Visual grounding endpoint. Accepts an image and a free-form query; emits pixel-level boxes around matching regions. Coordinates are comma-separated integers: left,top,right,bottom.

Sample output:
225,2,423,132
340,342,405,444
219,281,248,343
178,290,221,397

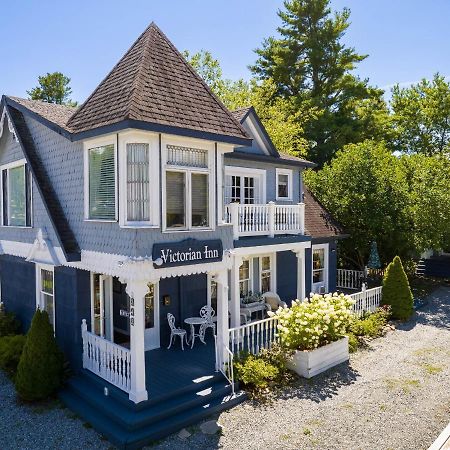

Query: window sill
275,197,293,202
162,227,215,234
0,225,33,229
120,224,160,229
84,219,118,223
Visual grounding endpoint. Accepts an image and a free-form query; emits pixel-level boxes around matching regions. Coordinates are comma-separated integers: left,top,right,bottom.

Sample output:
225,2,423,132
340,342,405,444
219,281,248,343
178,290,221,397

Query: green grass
419,363,443,375
384,377,420,393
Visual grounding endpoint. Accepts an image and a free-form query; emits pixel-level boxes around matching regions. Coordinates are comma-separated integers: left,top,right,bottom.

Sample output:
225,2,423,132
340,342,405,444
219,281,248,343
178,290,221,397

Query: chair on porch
199,305,216,340
261,291,287,312
167,313,187,350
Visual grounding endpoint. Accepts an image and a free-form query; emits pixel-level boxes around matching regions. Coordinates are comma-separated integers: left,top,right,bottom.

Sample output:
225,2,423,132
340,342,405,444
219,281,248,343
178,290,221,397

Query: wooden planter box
287,336,349,378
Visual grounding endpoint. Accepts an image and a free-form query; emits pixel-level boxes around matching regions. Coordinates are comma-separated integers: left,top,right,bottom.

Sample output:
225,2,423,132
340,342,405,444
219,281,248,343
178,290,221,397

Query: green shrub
346,333,359,353
382,256,414,320
0,303,21,337
0,335,26,374
350,307,391,338
234,354,279,391
15,310,64,401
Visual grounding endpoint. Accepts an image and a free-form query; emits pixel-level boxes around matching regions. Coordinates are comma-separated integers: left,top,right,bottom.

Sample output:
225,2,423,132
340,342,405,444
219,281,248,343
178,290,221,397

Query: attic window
167,145,208,168
1,161,32,227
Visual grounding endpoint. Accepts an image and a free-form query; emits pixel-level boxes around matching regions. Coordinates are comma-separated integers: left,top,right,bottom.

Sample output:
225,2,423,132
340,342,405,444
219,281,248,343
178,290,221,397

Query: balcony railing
225,202,305,239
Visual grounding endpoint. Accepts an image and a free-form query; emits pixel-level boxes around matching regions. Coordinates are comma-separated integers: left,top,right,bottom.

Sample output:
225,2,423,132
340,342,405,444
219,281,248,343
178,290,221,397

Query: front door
144,283,160,350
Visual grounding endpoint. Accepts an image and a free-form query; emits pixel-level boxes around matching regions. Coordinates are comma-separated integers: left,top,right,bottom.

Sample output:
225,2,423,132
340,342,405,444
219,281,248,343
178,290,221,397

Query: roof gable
66,23,249,144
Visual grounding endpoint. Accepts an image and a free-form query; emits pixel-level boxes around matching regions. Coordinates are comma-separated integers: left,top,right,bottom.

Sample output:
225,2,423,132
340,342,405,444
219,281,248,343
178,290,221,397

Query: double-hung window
36,265,55,330
86,144,116,221
239,259,252,298
1,161,32,227
276,168,293,201
312,245,328,292
165,144,211,230
260,256,272,293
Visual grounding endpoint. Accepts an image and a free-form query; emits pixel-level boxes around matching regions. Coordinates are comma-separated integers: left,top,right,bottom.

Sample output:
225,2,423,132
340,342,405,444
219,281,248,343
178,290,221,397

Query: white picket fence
228,315,279,356
81,319,131,393
350,286,383,317
337,268,365,290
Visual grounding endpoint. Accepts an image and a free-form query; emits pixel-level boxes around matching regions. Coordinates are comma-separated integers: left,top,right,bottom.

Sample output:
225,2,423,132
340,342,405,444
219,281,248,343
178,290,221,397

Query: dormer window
1,160,32,227
276,168,293,201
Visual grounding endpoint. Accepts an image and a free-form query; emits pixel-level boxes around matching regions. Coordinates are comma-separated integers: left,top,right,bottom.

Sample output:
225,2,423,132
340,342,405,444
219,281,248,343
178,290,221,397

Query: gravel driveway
0,286,449,450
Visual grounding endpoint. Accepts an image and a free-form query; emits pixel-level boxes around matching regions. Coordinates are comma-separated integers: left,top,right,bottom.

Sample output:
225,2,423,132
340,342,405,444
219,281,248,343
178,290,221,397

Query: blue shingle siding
224,158,302,205
0,254,36,332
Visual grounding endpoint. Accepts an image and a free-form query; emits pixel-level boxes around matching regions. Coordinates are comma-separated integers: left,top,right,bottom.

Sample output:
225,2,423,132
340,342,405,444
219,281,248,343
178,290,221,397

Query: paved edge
429,423,450,450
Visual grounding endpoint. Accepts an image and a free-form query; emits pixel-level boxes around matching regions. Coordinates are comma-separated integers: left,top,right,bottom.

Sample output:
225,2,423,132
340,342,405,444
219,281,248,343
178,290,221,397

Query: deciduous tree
27,72,77,106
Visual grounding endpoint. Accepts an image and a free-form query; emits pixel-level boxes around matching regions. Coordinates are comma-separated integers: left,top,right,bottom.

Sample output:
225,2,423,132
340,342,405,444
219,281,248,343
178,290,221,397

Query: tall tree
251,0,383,165
391,74,450,155
27,72,77,106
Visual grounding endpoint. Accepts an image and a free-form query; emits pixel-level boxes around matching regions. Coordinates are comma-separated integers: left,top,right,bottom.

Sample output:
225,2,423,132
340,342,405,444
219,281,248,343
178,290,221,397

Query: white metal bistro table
184,317,207,349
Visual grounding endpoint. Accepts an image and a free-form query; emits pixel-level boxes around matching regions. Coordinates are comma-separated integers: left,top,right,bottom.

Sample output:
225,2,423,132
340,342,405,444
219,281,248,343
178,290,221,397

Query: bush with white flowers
272,293,355,351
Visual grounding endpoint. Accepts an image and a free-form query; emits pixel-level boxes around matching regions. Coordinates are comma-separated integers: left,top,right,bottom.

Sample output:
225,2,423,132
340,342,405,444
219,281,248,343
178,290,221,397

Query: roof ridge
68,22,157,125
150,24,249,138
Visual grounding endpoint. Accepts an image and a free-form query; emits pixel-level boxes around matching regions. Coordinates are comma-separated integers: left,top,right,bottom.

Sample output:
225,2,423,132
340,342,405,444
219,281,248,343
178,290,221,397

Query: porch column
213,269,229,370
125,280,149,403
294,248,306,302
230,255,243,328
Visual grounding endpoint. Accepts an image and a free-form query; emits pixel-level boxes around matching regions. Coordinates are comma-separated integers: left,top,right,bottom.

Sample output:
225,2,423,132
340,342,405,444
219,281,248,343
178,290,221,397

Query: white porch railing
214,335,235,394
350,286,383,317
337,268,365,290
226,202,305,239
228,315,279,356
81,319,131,393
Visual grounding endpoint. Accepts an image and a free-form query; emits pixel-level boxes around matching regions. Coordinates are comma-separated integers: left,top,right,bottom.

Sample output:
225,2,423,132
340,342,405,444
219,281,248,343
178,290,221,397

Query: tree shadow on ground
398,286,450,332
273,362,360,404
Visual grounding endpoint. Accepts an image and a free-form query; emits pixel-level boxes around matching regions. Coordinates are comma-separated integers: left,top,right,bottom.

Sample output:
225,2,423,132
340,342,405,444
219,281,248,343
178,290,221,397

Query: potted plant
272,293,354,378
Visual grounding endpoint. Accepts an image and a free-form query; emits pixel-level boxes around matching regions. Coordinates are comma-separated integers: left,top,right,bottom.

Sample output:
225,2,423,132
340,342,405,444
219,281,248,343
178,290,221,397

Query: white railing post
230,202,240,240
81,319,88,369
268,201,275,238
298,202,305,234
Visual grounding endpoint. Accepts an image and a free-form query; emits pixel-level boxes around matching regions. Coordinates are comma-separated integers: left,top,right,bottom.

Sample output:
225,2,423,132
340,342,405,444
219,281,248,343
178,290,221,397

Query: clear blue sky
1,0,449,103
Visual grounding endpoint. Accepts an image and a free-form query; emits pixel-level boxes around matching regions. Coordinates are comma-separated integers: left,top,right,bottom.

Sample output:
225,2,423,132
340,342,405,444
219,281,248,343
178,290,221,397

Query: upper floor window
276,168,293,201
165,144,211,230
87,144,116,221
126,143,150,222
225,167,266,205
1,161,32,227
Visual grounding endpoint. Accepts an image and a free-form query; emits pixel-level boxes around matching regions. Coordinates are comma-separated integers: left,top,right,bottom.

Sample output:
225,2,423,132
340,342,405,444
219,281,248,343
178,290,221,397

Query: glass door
144,283,160,350
91,274,113,341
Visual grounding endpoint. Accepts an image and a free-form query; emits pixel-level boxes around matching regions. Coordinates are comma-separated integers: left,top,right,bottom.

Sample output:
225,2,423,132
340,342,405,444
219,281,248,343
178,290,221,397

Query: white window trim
161,135,215,232
83,136,118,222
311,243,329,293
90,273,114,340
118,131,160,228
224,166,267,204
276,168,293,201
239,257,254,298
35,263,55,331
0,159,33,228
258,253,277,293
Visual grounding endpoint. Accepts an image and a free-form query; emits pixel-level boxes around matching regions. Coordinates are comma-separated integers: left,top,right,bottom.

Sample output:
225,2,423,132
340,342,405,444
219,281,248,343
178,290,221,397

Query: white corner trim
0,107,18,142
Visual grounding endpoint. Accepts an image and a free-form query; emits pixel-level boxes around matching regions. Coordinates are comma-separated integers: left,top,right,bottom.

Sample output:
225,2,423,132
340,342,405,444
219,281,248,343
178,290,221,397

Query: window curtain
89,145,115,220
126,143,150,222
9,165,26,226
166,171,185,228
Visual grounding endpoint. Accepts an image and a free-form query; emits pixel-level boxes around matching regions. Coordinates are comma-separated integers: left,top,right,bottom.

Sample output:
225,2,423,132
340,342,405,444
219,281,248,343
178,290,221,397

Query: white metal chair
167,313,187,350
199,305,216,340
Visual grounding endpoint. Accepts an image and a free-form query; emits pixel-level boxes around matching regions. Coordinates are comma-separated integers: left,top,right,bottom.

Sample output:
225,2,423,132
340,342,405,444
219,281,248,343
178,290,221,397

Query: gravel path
0,286,448,450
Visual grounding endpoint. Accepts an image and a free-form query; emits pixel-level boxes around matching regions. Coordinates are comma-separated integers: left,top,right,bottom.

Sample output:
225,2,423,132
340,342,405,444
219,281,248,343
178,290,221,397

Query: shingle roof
66,22,249,142
6,105,80,261
231,107,252,122
7,97,76,131
304,188,346,239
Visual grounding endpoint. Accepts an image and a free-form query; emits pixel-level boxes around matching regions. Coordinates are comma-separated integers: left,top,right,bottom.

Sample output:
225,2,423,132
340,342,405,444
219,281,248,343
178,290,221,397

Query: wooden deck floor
145,333,217,400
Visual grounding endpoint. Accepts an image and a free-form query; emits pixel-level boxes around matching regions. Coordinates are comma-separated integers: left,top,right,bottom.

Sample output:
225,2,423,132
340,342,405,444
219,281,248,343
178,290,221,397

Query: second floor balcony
225,202,305,239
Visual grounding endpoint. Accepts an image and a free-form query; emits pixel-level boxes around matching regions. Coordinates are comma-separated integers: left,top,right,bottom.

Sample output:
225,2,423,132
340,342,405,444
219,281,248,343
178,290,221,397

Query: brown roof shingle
67,23,249,142
304,188,346,238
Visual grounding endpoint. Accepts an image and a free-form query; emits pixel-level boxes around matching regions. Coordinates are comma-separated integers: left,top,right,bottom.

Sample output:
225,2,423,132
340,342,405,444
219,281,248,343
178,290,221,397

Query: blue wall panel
328,241,338,292
0,255,36,332
305,248,312,295
276,251,298,305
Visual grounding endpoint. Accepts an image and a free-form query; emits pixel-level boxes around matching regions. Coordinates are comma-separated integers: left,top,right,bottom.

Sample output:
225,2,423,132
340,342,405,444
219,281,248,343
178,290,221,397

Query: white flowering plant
272,293,355,351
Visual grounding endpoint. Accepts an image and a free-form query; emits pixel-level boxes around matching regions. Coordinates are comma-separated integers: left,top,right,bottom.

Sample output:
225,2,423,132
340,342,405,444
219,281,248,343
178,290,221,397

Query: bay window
87,144,116,220
164,144,211,230
1,161,32,227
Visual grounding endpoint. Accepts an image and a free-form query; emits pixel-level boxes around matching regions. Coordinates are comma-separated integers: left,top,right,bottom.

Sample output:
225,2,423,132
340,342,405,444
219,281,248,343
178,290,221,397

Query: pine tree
381,256,414,320
367,241,381,269
251,0,383,165
15,309,63,401
27,72,77,106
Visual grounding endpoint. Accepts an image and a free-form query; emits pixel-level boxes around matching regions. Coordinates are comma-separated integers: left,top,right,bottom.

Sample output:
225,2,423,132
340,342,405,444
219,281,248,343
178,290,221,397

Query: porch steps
60,370,245,449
